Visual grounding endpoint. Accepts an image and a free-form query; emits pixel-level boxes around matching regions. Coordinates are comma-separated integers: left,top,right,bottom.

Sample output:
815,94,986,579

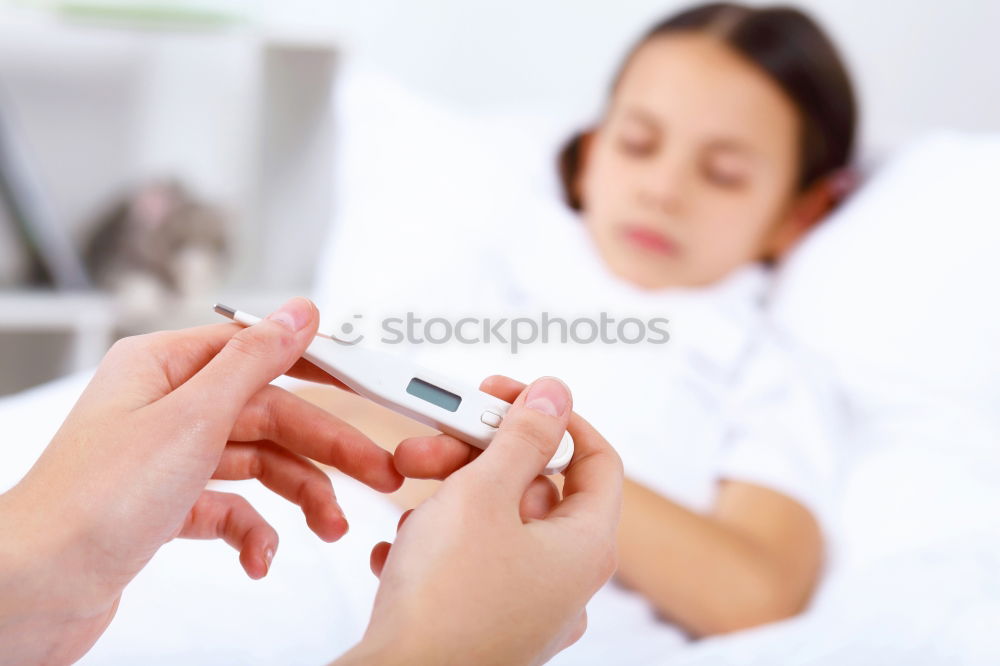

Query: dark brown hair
559,2,858,210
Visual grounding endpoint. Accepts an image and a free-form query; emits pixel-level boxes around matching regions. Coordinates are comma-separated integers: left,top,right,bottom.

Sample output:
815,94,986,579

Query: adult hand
341,376,624,665
0,298,402,665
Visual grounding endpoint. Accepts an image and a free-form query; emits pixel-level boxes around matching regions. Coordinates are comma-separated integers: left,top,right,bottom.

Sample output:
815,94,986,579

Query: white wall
2,0,995,290
261,0,1000,155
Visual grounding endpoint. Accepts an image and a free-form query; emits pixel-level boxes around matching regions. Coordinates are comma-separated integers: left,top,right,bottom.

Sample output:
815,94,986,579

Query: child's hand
0,298,402,665
344,376,624,665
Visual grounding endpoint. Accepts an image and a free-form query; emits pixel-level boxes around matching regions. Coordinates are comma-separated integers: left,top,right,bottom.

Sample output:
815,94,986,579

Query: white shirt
313,193,841,662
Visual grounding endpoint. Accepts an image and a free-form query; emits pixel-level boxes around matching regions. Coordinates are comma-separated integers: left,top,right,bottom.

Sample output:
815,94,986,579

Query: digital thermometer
214,304,574,475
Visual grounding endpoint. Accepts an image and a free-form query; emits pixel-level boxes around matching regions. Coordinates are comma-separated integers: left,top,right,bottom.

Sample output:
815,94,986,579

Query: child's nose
637,155,688,214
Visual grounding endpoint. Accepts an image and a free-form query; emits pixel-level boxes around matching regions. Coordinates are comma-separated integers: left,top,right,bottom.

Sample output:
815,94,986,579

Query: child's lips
620,224,679,256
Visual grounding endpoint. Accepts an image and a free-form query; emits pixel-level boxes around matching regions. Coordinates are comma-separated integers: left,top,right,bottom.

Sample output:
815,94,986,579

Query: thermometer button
480,410,503,428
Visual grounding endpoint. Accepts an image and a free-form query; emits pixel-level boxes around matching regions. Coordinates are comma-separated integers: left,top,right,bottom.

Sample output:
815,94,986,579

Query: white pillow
769,132,1000,571
311,60,568,329
770,131,1000,428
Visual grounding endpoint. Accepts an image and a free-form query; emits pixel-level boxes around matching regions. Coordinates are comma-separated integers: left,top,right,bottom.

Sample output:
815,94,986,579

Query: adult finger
213,441,349,542
520,476,560,521
285,357,352,391
464,376,573,504
556,610,588,653
370,541,391,578
167,298,319,428
484,374,623,531
392,374,524,480
395,439,559,518
140,322,352,393
393,433,479,480
396,508,414,531
232,385,402,493
479,374,526,402
369,508,413,578
178,489,279,580
543,412,623,533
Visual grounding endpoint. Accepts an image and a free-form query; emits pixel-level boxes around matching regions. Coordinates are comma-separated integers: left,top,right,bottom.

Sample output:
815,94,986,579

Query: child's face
579,33,803,289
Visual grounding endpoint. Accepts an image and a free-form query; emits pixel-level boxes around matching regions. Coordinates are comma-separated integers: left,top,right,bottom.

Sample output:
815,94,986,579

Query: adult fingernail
524,377,570,417
267,298,313,332
264,547,275,571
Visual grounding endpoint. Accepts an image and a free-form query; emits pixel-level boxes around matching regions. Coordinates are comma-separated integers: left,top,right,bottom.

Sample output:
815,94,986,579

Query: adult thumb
470,376,572,502
173,298,320,424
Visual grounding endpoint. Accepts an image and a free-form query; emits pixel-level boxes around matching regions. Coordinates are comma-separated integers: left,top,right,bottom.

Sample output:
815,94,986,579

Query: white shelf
0,287,304,395
0,8,341,292
0,10,342,394
0,290,115,394
0,290,114,329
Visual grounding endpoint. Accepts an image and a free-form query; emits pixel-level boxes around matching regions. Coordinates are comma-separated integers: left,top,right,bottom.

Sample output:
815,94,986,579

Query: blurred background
1,0,998,395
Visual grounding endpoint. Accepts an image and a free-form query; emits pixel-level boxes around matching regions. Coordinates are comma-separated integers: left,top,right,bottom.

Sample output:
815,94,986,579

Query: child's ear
567,130,597,210
764,169,856,261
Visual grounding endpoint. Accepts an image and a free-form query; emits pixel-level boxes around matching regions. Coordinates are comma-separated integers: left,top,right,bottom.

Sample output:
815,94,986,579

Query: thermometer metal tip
214,303,237,319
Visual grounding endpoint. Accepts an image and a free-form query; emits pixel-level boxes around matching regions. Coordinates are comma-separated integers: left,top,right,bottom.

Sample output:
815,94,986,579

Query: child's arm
615,477,822,637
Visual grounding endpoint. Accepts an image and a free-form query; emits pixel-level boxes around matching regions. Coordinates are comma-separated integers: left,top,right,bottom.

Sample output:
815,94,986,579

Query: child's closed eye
702,155,749,189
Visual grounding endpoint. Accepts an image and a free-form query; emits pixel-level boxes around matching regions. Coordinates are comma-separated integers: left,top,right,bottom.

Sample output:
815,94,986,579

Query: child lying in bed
303,0,857,656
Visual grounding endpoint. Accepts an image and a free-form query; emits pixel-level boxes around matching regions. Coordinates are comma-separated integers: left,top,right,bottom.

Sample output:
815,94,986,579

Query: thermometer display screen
406,377,461,412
